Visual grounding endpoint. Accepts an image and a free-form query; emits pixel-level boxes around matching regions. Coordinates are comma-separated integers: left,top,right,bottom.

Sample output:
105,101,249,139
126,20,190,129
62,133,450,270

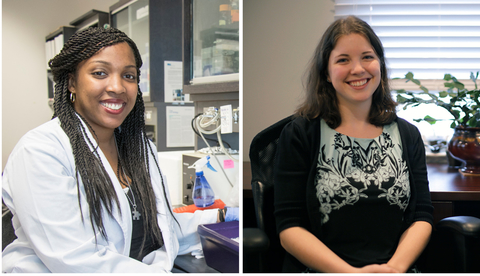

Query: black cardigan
273,116,434,272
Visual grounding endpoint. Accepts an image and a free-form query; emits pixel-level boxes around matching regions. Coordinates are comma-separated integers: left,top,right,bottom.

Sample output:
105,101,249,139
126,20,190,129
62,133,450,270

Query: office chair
436,215,480,272
2,202,16,250
243,115,293,273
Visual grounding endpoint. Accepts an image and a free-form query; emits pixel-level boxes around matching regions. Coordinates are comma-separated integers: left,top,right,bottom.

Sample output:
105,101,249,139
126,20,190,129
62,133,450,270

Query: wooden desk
427,163,480,225
428,163,480,201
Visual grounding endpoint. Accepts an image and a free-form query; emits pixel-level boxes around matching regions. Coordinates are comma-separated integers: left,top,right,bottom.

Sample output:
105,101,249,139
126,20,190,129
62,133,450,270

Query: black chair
436,215,480,272
243,116,293,273
2,202,17,250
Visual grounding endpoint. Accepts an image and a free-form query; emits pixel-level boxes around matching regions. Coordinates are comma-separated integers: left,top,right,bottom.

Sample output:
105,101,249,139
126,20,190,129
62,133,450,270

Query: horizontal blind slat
335,0,480,79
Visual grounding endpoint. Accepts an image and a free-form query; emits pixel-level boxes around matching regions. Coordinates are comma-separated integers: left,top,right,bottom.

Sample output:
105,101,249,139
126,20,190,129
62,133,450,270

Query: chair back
2,203,16,250
249,115,293,272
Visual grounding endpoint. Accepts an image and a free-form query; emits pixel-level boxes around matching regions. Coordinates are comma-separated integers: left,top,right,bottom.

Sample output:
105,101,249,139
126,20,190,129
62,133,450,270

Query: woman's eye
125,74,136,80
92,71,106,76
337,58,348,63
364,55,375,60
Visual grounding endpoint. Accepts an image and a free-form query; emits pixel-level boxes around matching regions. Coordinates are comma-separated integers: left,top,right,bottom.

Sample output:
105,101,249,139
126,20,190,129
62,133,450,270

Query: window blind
334,0,480,79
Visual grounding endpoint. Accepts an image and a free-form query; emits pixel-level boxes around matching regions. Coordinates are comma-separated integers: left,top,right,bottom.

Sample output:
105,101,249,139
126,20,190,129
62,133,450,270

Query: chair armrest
243,228,269,252
436,216,480,237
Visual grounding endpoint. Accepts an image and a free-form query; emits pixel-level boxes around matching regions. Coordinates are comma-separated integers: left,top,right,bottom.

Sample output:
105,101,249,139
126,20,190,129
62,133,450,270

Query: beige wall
243,0,335,160
2,0,118,169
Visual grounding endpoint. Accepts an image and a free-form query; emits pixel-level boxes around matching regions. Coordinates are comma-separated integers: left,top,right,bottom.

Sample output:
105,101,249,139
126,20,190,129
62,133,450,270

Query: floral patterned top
315,119,411,266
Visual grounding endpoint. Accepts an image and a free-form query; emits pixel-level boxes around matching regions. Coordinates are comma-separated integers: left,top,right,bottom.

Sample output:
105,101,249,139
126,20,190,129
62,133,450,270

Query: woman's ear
68,73,75,93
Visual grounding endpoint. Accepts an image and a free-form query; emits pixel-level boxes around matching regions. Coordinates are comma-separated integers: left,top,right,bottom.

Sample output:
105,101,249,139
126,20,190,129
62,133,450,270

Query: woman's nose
107,75,126,93
350,60,365,75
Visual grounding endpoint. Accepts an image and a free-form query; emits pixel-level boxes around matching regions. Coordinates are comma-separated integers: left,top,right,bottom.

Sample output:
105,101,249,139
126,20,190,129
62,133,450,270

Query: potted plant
395,71,480,175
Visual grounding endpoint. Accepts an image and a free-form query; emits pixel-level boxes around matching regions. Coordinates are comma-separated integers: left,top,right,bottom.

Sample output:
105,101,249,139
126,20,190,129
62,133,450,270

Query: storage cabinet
45,26,77,108
110,0,195,151
45,10,110,106
70,10,109,32
182,0,240,150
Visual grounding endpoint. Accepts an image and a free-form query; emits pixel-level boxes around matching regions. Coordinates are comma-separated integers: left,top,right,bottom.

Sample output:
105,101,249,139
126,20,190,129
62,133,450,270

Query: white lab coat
2,118,217,273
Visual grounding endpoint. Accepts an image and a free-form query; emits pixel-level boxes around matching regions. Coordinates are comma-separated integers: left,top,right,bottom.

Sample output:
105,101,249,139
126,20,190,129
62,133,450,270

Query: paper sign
166,106,195,147
164,61,190,103
223,159,234,169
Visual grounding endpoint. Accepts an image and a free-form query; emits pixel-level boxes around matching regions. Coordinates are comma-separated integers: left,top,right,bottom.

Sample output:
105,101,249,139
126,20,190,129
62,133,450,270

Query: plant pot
447,126,480,176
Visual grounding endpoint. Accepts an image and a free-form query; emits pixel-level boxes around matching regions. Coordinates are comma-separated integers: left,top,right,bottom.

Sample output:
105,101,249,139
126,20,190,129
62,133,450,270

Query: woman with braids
2,27,237,273
273,16,433,272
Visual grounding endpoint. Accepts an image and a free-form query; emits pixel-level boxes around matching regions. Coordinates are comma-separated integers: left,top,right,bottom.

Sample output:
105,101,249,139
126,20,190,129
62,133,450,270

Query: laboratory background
243,0,480,273
3,0,240,273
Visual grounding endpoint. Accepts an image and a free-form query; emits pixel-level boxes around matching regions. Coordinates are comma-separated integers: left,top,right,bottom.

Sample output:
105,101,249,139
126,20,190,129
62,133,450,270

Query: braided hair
49,27,173,256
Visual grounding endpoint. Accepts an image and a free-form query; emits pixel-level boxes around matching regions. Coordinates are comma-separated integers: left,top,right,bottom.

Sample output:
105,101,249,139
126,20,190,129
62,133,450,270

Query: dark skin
68,43,137,188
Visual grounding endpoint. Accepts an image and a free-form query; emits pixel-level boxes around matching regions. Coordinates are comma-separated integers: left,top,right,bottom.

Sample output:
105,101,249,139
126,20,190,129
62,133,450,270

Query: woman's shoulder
394,117,421,136
285,115,321,133
11,118,70,156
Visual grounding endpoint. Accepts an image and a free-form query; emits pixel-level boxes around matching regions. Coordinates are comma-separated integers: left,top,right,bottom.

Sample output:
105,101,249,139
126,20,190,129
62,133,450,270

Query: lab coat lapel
149,152,178,267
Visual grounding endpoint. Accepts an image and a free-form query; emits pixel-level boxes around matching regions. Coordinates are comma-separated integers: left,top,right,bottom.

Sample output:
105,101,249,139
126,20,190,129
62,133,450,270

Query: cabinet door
111,0,150,96
183,0,240,92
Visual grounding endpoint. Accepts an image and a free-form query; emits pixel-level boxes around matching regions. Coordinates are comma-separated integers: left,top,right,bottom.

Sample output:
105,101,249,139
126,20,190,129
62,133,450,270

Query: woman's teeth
349,79,368,87
102,102,123,110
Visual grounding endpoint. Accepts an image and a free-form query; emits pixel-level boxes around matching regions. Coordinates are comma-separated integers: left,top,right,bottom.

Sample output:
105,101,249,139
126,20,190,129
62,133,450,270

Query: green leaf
396,94,408,103
467,117,478,127
413,118,422,123
444,82,454,88
439,91,448,98
453,82,465,90
395,89,406,94
424,115,437,125
412,79,421,85
406,72,414,80
444,74,452,81
450,121,457,128
452,110,461,119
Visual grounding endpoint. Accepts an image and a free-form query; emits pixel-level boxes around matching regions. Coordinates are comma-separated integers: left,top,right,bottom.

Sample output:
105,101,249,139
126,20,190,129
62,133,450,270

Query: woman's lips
101,100,126,114
347,78,370,89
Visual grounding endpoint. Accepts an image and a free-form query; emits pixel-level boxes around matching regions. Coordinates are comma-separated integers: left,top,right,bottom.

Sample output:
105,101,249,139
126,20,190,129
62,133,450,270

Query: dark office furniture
2,203,16,250
243,116,293,273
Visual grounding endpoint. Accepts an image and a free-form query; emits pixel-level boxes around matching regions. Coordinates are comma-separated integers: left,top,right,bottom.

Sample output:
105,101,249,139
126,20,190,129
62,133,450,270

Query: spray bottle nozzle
188,155,217,173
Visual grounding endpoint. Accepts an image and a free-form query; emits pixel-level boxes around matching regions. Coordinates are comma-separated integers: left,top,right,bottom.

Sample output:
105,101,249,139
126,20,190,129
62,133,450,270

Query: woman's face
69,42,138,135
327,33,381,108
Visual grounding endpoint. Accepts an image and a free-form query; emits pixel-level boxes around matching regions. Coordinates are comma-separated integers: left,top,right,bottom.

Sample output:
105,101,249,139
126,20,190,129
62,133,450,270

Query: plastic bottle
189,156,217,207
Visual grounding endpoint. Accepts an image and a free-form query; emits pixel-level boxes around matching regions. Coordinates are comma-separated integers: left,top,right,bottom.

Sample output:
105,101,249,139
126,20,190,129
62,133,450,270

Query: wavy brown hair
296,16,397,128
49,27,173,258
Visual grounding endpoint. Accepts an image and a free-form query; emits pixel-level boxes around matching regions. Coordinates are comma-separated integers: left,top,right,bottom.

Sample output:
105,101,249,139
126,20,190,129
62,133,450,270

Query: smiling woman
1,27,223,273
273,16,433,273
68,42,138,139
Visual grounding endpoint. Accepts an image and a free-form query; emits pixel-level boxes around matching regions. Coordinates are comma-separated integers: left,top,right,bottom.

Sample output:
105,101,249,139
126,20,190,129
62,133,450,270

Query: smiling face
68,42,138,136
327,33,381,110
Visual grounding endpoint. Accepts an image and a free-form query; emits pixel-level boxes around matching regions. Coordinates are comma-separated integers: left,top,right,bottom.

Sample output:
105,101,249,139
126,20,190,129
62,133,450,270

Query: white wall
2,0,118,169
243,0,335,161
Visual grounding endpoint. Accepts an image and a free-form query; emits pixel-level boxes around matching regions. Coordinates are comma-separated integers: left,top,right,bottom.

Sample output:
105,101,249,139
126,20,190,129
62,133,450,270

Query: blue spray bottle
189,156,217,207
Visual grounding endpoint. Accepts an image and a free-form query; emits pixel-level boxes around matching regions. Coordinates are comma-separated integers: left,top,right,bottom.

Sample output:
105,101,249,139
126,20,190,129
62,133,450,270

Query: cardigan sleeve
274,119,313,234
409,126,434,226
399,119,434,227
